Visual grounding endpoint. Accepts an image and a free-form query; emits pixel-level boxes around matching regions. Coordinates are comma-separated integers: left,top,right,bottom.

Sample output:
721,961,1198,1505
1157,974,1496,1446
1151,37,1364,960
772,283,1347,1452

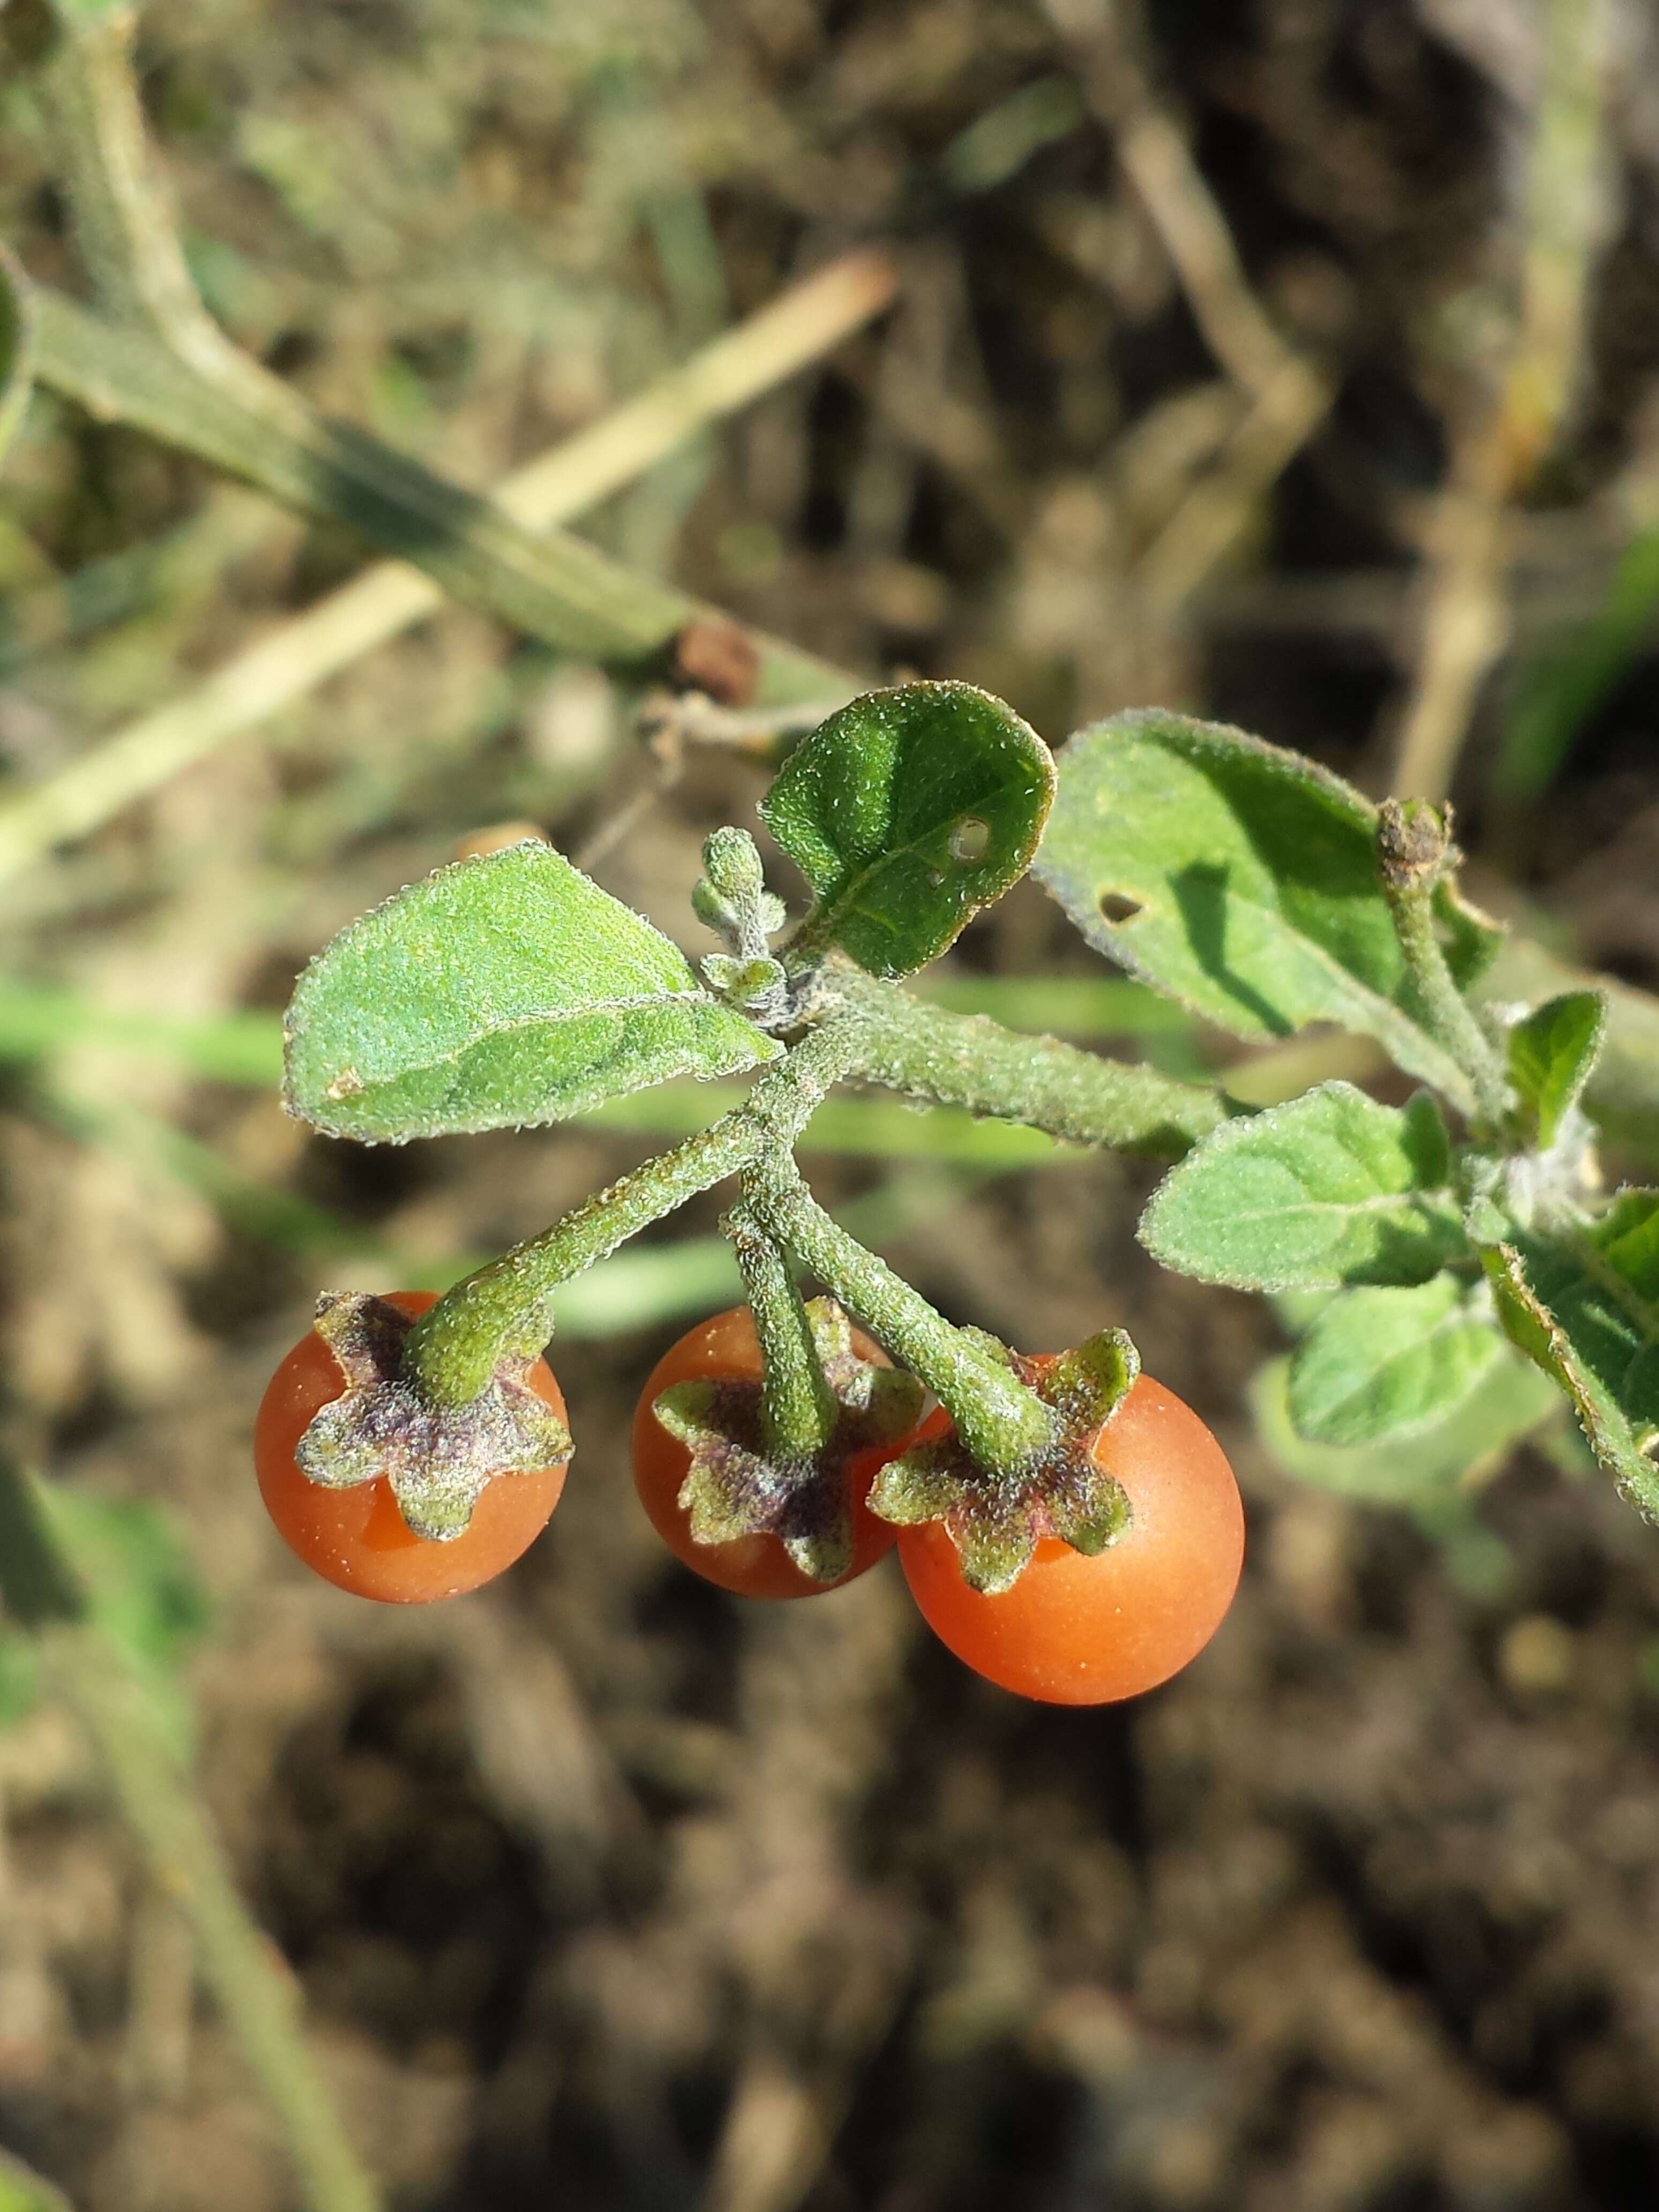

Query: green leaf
1590,1188,1659,1300
1252,1348,1558,1503
1481,1234,1659,1519
0,243,35,475
1287,1275,1506,1446
760,682,1055,977
1139,1082,1466,1291
29,1488,211,1758
1033,711,1503,1110
285,840,779,1141
1507,990,1605,1149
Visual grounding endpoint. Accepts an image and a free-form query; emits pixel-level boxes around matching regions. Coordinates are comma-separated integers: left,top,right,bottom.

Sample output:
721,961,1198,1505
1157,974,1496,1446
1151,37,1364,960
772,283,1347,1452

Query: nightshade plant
280,680,1659,1620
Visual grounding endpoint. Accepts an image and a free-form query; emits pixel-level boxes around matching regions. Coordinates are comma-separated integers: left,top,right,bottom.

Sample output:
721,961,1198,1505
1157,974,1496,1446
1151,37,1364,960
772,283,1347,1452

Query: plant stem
1377,801,1511,1127
724,1202,838,1460
405,1021,866,1403
744,1161,1054,1476
34,287,838,684
23,14,848,699
0,252,888,882
1391,0,1608,807
822,958,1227,1156
0,1463,380,2212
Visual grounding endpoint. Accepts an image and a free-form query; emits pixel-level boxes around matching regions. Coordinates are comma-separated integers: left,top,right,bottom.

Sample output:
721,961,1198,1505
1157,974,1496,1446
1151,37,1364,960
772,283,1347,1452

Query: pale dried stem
1,240,893,879
1138,356,1331,616
0,1460,380,2212
1043,0,1333,616
1043,0,1302,403
1392,0,1610,804
6,18,894,880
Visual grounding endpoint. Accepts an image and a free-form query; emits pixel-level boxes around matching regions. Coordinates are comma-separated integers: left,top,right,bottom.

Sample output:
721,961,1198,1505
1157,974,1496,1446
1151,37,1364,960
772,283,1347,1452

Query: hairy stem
821,958,1227,1156
725,1202,838,1460
0,1464,380,2212
745,1162,1054,1476
406,1021,866,1404
1377,801,1511,1127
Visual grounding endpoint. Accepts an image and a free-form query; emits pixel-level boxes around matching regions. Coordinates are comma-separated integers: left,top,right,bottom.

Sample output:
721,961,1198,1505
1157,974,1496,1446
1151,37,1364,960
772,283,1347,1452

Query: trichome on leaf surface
267,679,1657,1703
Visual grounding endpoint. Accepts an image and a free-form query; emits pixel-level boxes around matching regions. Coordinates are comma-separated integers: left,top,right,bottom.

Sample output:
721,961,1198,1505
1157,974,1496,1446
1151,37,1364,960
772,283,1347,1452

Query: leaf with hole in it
1033,711,1503,1111
1480,1232,1659,1519
1287,1275,1506,1446
1507,990,1605,1150
0,244,35,475
1252,1348,1557,1504
760,682,1054,977
1139,1081,1466,1291
285,840,778,1142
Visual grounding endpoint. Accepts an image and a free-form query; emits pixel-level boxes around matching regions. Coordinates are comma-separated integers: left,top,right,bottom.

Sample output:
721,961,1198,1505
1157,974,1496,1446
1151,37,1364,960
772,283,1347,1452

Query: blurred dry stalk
0,1457,381,2212
1043,0,1332,640
21,15,850,697
0,245,889,881
694,1587,913,2212
1392,0,1612,803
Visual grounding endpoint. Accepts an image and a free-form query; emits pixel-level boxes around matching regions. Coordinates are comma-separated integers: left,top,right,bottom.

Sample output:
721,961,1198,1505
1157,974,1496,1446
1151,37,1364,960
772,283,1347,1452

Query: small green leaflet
760,682,1055,977
0,243,35,475
1481,1229,1659,1520
1287,1275,1506,1447
1506,990,1605,1150
285,840,779,1142
1253,1348,1557,1504
1033,711,1503,1112
1139,1081,1464,1291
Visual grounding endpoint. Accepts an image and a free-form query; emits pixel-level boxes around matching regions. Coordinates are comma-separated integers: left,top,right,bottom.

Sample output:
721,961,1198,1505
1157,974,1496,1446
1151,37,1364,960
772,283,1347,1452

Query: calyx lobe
868,1328,1139,1593
297,1294,571,1542
651,1298,923,1585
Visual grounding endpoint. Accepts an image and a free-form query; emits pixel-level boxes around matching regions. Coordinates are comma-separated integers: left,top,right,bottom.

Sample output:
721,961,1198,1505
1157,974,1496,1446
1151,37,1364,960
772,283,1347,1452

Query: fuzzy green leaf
1139,1081,1464,1291
1033,711,1503,1110
1591,1189,1659,1301
1287,1275,1506,1446
0,244,35,475
285,840,778,1141
1481,1234,1659,1518
760,682,1055,977
1252,1350,1557,1503
1507,990,1605,1149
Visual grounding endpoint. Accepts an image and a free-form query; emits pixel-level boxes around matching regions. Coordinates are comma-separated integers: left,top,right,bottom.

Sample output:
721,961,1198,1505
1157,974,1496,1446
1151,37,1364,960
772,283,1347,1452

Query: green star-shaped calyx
866,1327,1139,1593
650,1297,923,1584
295,1294,572,1541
